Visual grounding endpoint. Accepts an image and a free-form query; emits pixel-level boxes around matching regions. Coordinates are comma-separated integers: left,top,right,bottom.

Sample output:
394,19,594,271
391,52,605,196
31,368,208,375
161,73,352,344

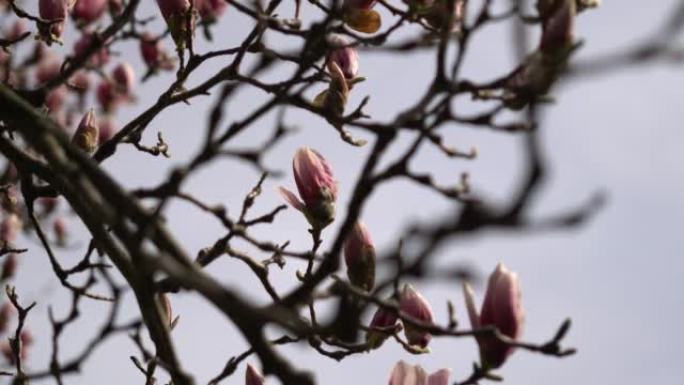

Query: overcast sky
6,1,683,384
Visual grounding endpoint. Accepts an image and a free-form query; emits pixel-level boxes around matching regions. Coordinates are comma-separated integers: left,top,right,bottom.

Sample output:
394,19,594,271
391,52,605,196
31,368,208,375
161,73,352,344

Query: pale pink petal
427,369,451,385
462,282,480,329
277,186,305,212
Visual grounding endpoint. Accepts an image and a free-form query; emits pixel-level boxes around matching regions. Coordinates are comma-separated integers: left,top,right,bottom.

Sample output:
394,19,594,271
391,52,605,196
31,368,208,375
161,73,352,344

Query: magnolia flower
72,109,99,153
246,363,264,385
278,147,338,230
196,0,228,22
327,35,359,80
156,0,194,49
96,81,120,112
400,284,434,348
39,0,74,41
72,0,108,25
365,303,399,349
112,62,135,95
140,33,175,71
463,262,525,369
344,221,375,291
388,361,451,385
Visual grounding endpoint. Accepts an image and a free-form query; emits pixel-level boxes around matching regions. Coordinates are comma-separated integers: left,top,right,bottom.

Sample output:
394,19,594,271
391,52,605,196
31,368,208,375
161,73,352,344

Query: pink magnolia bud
388,360,451,385
0,303,13,334
399,284,434,348
539,0,576,54
365,303,399,349
98,115,117,143
72,0,108,25
196,0,228,22
278,147,338,230
53,217,68,245
71,108,99,153
246,363,264,385
156,0,194,49
39,0,73,40
344,0,377,10
1,253,17,281
344,221,375,291
112,62,135,95
73,32,110,67
0,213,22,244
140,33,175,71
463,262,524,369
327,35,359,80
96,81,121,112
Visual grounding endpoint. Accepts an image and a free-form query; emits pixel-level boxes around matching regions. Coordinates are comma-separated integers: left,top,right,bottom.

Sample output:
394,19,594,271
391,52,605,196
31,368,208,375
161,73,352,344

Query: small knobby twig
5,285,36,382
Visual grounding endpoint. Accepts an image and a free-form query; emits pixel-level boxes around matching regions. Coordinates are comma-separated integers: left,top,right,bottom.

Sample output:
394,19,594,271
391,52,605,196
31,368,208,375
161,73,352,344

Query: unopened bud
112,62,135,95
156,0,194,50
196,0,228,22
278,147,338,230
365,303,399,349
344,221,375,291
399,284,434,348
140,33,175,71
39,0,73,42
463,262,525,369
327,35,359,80
72,0,108,25
72,108,99,153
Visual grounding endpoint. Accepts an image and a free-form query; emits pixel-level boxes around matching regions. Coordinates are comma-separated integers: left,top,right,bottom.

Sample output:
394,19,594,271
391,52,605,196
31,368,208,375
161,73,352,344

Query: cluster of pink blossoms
278,147,526,378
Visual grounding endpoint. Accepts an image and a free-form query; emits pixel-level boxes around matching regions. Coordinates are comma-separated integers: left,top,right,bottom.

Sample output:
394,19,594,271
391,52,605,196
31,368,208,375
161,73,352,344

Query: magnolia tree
0,0,677,384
